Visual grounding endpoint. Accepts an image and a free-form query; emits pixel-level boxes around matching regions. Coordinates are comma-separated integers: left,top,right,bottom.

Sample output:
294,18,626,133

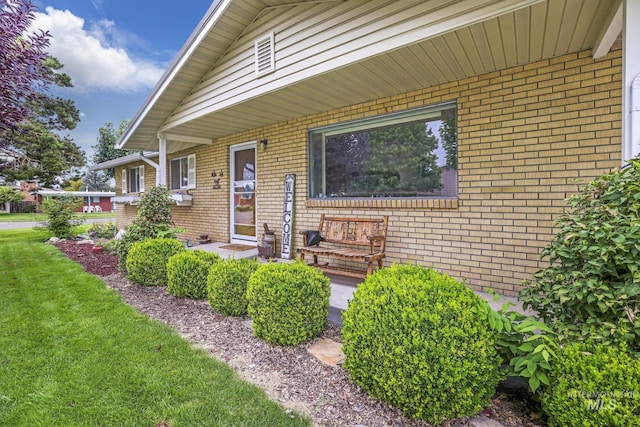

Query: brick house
95,0,639,295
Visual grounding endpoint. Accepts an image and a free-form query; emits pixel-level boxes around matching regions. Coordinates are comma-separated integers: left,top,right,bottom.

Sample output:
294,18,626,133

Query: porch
189,242,527,326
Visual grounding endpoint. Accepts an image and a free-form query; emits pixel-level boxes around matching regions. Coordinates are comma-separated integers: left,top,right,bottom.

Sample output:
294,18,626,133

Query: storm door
230,142,257,242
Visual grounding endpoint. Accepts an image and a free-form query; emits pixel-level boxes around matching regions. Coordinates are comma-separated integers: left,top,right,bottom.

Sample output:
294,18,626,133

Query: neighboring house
92,0,639,296
34,190,115,213
19,181,38,202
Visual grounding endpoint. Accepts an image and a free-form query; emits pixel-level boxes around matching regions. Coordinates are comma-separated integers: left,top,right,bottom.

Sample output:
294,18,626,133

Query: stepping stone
307,338,344,367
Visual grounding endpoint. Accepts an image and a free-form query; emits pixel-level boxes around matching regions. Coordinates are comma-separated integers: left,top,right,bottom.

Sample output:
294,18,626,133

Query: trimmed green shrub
342,264,502,424
519,159,640,353
208,257,260,316
246,262,330,345
126,238,185,286
167,250,222,298
542,343,640,427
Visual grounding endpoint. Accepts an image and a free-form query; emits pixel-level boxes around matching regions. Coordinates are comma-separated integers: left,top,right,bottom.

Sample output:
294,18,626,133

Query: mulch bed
54,240,118,276
52,239,546,427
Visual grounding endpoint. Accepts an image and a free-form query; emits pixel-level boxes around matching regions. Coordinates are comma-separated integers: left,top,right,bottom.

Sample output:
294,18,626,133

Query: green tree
0,56,85,186
92,120,133,179
0,186,25,211
0,121,85,187
64,178,83,191
82,169,112,191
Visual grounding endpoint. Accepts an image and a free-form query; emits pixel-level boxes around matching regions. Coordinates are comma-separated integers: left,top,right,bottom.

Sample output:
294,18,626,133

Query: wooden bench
298,215,389,278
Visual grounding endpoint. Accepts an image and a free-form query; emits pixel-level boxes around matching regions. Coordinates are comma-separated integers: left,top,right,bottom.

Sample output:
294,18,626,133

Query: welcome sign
281,174,295,259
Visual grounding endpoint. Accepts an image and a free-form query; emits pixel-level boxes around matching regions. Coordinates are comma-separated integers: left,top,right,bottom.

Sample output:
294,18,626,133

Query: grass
0,212,115,223
0,229,310,427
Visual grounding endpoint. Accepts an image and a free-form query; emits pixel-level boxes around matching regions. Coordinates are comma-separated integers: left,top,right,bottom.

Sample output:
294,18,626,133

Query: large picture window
170,154,196,190
309,103,457,199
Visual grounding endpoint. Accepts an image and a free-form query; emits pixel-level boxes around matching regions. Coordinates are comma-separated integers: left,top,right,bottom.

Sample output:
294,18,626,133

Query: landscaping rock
307,338,344,367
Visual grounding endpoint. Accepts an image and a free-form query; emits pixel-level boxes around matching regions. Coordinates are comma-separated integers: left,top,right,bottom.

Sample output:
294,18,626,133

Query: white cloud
31,7,164,93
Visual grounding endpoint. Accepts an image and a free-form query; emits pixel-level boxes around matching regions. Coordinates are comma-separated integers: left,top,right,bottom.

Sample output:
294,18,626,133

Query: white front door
230,142,257,242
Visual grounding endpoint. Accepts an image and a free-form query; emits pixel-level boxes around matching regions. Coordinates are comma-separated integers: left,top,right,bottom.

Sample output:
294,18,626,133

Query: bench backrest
319,215,389,252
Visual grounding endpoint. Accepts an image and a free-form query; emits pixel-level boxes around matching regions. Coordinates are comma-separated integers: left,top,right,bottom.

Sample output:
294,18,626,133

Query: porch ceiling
122,0,619,152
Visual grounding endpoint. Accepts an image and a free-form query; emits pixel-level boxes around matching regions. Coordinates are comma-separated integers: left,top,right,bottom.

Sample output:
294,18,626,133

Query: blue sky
30,0,213,162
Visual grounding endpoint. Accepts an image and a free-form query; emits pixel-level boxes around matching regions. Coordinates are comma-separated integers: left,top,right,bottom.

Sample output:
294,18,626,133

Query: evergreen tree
92,120,133,179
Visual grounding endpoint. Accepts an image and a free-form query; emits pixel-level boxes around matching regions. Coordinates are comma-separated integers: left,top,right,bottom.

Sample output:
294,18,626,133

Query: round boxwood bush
246,262,330,345
542,343,640,427
167,250,222,298
207,257,259,316
126,238,185,286
342,264,502,424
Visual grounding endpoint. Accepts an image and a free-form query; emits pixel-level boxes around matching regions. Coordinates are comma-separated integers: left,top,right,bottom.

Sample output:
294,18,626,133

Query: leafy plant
126,238,185,286
167,250,221,299
38,196,84,238
342,264,502,424
246,262,330,345
541,343,640,426
208,257,260,316
114,185,176,269
486,293,558,394
519,159,640,353
88,222,116,239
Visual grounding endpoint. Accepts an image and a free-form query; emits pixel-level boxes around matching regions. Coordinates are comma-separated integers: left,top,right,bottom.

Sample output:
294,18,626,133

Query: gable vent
255,32,275,77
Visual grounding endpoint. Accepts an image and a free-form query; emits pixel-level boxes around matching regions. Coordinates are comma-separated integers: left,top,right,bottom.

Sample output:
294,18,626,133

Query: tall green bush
541,343,640,427
167,250,221,298
39,196,84,238
208,257,259,316
115,185,176,269
126,238,185,286
519,160,640,353
246,262,330,345
342,264,502,424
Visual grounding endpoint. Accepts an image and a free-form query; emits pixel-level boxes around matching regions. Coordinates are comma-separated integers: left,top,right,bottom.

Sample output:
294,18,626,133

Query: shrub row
125,239,330,346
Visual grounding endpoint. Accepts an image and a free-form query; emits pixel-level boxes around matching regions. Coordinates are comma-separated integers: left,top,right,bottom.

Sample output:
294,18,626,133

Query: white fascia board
89,152,159,171
593,0,623,59
161,0,543,131
116,0,232,150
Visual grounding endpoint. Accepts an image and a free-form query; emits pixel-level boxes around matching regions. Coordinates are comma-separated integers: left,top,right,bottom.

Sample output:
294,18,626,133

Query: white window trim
121,169,127,194
126,165,144,194
170,154,196,190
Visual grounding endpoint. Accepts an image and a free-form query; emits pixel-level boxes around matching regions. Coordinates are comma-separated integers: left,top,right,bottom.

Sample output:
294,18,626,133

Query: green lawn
0,229,309,427
0,212,115,223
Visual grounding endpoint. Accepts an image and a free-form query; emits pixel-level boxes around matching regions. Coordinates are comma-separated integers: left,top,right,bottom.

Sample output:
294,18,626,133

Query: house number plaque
281,174,295,259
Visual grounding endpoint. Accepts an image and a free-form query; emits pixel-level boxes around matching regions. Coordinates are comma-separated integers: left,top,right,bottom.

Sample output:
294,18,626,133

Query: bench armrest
367,235,385,253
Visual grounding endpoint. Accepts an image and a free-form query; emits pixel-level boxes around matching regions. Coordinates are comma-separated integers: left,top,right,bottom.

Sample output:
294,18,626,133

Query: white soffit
120,0,619,150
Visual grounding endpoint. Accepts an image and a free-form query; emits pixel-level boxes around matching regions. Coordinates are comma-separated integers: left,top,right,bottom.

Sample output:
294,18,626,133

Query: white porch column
158,134,167,187
623,0,640,163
